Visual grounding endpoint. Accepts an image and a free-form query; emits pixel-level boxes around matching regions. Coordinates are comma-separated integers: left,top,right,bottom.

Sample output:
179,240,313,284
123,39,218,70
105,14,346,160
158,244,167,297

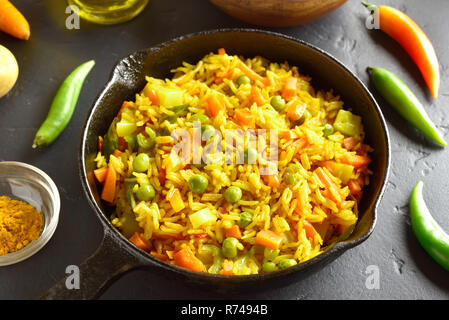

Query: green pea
236,75,251,87
323,123,334,137
188,174,209,194
191,113,210,123
239,211,253,228
224,186,242,203
201,124,216,141
244,148,258,164
284,171,299,185
264,248,280,261
270,95,285,111
295,109,312,126
278,258,297,269
133,153,150,173
136,184,155,202
222,237,239,258
262,261,277,273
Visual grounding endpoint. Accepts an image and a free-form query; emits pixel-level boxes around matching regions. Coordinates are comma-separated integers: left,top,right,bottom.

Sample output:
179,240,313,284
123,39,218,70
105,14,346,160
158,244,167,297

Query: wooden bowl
209,0,348,27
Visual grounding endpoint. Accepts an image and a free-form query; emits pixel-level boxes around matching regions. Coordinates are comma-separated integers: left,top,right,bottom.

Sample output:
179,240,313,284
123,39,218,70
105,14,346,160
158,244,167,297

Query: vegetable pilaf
94,49,372,275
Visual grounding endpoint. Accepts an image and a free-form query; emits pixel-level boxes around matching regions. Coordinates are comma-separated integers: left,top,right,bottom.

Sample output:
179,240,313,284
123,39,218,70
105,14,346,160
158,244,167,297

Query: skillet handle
39,230,143,300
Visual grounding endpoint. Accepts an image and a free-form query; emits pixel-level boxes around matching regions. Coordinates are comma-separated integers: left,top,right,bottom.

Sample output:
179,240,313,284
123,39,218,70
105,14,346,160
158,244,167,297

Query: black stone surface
1,0,449,299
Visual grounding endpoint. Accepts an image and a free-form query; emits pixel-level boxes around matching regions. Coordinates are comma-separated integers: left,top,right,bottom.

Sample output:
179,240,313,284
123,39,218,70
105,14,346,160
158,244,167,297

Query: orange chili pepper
363,2,440,98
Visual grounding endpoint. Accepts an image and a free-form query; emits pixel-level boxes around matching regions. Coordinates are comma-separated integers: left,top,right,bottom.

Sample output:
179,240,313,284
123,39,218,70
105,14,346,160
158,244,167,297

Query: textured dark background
1,0,449,299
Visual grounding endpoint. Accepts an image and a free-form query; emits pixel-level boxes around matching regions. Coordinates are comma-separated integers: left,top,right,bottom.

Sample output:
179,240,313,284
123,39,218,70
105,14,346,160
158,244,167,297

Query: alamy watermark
168,122,279,175
364,265,380,290
66,5,80,30
65,265,80,290
365,7,380,30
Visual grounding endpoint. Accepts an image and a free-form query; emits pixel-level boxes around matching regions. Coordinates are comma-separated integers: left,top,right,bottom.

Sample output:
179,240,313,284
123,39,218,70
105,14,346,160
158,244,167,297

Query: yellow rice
96,49,372,275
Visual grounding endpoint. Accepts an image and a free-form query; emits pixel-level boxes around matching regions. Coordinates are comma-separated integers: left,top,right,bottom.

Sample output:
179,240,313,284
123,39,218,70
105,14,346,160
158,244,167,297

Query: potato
0,45,19,98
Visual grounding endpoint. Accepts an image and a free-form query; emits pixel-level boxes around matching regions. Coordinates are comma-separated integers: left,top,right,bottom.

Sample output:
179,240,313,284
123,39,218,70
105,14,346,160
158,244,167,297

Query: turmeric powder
0,196,43,256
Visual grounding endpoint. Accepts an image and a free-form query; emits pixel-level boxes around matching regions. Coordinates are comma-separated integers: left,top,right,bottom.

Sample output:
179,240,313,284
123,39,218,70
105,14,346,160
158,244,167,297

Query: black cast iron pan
40,29,390,299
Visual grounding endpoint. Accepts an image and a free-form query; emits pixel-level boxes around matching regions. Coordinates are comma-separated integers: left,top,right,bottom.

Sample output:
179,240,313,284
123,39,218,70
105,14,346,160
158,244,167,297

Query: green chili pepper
409,181,449,271
367,67,446,147
32,60,95,148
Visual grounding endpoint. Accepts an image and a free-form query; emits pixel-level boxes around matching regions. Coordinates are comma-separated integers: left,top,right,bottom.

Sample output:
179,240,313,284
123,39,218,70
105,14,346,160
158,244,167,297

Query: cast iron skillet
41,29,390,299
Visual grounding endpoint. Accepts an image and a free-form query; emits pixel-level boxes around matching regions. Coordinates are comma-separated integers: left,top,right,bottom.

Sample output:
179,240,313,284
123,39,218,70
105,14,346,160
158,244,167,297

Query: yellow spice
0,196,43,256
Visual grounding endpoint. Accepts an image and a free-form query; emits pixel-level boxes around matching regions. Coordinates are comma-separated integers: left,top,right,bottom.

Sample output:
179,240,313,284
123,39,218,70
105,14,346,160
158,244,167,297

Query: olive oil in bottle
67,0,149,25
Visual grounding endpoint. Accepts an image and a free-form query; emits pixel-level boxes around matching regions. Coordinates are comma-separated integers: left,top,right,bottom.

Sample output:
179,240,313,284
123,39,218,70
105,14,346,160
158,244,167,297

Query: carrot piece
194,233,209,239
303,220,318,239
286,101,305,121
221,260,234,275
206,94,224,117
343,137,359,151
129,232,151,252
282,77,297,100
321,161,335,173
150,251,168,261
265,174,280,188
340,154,371,169
93,167,108,183
315,167,342,205
256,230,284,250
225,225,242,239
101,167,117,203
154,233,185,240
251,86,265,106
166,188,185,212
218,48,226,55
145,88,159,105
173,247,205,272
0,0,30,40
112,149,122,157
238,60,268,85
292,137,308,154
348,179,362,195
234,108,255,127
278,129,296,140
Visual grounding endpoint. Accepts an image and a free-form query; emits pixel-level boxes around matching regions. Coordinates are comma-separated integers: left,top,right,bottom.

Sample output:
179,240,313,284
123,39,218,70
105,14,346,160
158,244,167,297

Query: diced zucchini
189,208,216,229
333,110,362,137
331,162,354,184
158,87,184,107
116,121,137,137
